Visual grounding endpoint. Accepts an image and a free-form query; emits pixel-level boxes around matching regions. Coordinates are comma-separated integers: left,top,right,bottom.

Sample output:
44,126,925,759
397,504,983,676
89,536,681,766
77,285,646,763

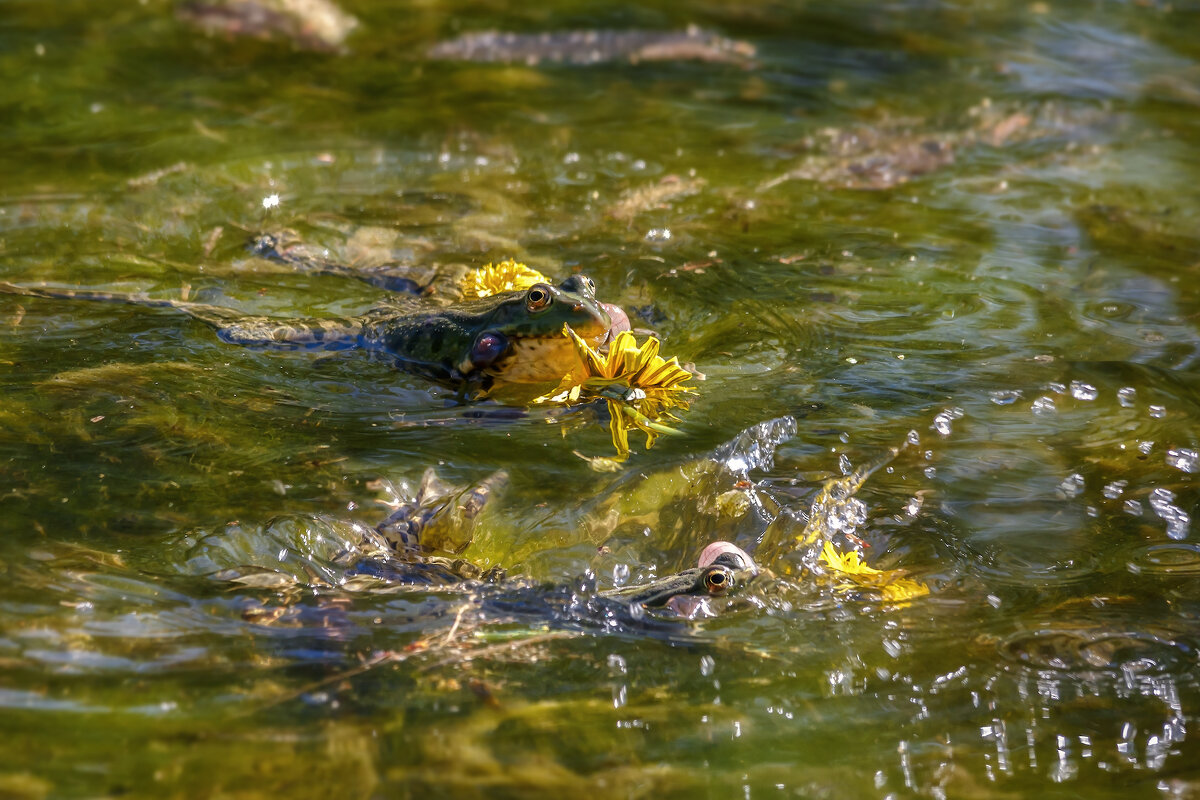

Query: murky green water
2,0,1200,796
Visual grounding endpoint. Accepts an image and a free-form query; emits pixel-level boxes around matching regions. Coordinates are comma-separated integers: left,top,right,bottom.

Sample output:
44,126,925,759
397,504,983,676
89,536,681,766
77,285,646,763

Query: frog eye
581,276,595,294
526,284,553,312
702,566,734,596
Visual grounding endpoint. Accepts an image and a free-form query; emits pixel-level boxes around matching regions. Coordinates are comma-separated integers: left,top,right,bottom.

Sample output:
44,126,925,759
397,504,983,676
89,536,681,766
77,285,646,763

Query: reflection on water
1,0,1200,796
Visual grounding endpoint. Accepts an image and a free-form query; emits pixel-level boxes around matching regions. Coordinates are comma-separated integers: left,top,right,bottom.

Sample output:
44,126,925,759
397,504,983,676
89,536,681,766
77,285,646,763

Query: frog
363,468,757,614
0,250,620,397
597,540,757,616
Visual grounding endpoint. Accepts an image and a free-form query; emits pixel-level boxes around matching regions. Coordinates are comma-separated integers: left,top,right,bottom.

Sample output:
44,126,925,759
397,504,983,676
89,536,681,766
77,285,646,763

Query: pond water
1,0,1199,796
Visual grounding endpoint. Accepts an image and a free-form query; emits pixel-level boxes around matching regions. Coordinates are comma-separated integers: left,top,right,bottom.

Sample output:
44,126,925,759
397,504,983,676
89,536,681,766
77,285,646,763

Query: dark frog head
602,541,758,614
385,274,619,388
461,275,617,384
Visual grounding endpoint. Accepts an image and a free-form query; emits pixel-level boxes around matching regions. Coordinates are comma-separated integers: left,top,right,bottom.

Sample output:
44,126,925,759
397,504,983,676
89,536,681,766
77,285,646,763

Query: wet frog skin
0,272,612,395
598,542,757,608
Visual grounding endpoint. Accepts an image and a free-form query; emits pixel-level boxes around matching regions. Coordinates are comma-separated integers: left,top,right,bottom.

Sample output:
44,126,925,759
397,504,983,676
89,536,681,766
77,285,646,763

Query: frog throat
478,332,582,383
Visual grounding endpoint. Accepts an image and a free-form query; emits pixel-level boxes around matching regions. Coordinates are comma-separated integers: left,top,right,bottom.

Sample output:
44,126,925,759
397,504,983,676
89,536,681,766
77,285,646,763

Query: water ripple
997,628,1195,674
1128,543,1200,576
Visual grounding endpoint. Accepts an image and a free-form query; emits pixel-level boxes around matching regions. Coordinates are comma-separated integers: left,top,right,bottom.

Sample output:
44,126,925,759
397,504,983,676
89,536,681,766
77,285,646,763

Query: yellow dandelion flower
819,540,929,603
461,259,551,299
540,327,696,459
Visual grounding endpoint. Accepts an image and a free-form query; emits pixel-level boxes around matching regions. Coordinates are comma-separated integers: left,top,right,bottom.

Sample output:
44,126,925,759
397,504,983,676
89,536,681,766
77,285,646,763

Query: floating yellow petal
540,327,696,459
819,540,929,603
461,259,550,299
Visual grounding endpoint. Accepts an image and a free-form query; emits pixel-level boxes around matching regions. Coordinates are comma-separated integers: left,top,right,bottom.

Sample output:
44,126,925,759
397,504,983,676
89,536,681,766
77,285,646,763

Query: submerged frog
0,254,620,396
600,541,757,608
355,470,757,620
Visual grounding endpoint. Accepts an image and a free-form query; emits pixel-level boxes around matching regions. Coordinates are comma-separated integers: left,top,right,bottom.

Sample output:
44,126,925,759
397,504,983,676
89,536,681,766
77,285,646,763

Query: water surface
1,0,1199,797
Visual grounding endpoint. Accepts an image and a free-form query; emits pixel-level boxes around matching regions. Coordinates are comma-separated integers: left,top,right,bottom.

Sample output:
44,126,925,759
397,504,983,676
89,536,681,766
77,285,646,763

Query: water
1,0,1200,796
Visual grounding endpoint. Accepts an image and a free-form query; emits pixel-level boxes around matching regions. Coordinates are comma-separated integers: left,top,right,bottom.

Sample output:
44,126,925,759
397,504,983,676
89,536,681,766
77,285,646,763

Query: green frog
0,265,618,396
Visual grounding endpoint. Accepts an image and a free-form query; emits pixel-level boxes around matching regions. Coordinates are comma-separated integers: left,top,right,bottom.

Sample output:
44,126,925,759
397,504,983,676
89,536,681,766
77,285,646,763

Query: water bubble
1118,387,1137,407
1047,382,1067,394
612,563,630,587
1125,499,1144,517
700,655,715,676
1166,448,1198,474
924,466,937,479
1139,441,1155,455
931,407,964,436
906,430,920,446
838,453,852,475
607,653,627,674
645,228,672,242
1149,488,1190,540
1056,473,1085,499
563,152,580,164
1150,405,1167,419
1032,396,1056,415
1070,381,1098,401
1103,480,1128,499
904,496,923,517
989,390,1022,405
829,497,868,533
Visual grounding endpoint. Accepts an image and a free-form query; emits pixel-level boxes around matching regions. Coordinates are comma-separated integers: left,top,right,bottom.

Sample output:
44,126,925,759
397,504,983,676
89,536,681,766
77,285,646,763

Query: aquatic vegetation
427,27,756,66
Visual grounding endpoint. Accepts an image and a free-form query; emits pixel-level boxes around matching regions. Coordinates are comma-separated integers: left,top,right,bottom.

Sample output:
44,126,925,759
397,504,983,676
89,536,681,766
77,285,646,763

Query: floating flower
819,540,929,603
461,259,550,299
541,327,696,459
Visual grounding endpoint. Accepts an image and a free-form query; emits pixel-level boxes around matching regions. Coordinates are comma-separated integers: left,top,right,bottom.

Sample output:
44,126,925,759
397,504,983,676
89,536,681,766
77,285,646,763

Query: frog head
455,274,616,384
